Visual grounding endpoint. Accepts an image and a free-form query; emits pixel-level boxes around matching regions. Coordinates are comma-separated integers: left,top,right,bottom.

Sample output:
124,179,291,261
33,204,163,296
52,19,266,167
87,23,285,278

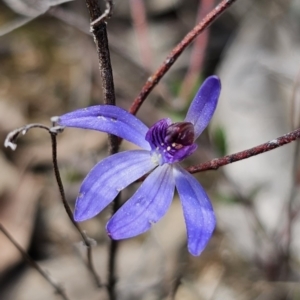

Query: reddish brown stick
187,128,300,174
129,0,238,115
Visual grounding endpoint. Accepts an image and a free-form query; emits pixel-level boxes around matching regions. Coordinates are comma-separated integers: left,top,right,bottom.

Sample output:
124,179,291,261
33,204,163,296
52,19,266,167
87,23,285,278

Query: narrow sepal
106,164,175,239
173,165,216,256
185,76,221,138
74,150,156,221
58,105,151,150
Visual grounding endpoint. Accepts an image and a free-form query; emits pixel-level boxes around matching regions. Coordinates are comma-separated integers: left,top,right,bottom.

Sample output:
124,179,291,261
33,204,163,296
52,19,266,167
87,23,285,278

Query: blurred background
0,0,300,299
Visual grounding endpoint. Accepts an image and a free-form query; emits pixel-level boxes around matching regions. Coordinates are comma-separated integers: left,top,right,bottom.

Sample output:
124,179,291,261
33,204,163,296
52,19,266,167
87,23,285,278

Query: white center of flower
150,150,164,165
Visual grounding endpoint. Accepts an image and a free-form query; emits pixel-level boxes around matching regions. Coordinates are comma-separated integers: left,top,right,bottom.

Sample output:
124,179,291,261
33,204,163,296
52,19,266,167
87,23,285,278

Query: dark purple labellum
165,122,195,149
145,118,197,164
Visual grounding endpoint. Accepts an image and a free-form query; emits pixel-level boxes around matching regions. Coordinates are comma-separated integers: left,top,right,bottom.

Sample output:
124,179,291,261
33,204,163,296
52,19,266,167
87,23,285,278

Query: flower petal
74,150,156,221
173,165,216,256
185,76,221,138
107,164,175,239
57,105,151,150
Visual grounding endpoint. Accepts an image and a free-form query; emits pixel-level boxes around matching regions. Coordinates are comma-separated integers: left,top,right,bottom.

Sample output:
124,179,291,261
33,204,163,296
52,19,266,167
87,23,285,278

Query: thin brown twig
86,0,115,110
0,223,69,300
85,1,119,299
50,132,102,287
129,0,238,116
4,124,102,287
187,128,300,174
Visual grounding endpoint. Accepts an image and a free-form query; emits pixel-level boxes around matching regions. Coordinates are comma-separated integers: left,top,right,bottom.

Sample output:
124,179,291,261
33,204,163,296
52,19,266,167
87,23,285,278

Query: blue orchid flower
56,75,221,256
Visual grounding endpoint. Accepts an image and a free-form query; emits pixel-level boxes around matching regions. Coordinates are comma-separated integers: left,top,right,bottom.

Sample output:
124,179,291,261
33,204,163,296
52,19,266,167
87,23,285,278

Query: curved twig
90,0,113,28
129,0,238,116
4,124,102,287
